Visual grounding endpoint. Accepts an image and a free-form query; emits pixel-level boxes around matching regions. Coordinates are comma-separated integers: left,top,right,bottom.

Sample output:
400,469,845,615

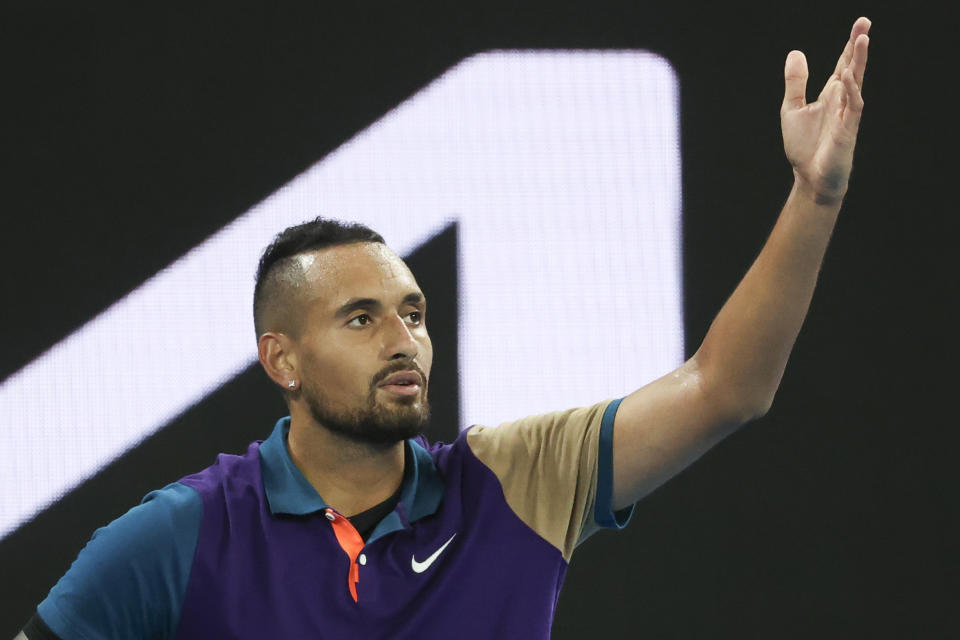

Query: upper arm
612,357,747,510
36,483,202,640
467,399,632,560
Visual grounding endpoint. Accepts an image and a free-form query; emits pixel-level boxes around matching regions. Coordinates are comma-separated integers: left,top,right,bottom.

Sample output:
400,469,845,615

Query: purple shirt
38,400,632,639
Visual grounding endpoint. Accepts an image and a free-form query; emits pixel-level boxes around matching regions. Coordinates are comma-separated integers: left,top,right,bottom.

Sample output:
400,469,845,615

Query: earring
287,380,297,389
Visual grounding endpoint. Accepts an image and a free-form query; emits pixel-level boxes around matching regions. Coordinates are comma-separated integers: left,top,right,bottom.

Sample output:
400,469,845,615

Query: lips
378,370,423,387
376,369,424,398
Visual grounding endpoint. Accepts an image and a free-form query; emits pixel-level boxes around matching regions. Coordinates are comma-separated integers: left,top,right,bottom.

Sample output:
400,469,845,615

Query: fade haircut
253,218,385,338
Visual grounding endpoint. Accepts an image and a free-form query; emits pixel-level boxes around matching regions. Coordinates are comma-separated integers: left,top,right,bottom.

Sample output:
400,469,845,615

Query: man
18,17,871,639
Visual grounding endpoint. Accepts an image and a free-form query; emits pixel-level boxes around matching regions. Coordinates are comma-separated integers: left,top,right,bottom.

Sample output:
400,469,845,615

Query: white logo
411,533,457,574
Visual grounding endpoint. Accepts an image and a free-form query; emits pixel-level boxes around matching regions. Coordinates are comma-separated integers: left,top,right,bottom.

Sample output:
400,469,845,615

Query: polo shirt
36,398,633,639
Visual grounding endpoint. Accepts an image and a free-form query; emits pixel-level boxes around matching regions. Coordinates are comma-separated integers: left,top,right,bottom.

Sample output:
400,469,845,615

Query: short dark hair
253,218,385,338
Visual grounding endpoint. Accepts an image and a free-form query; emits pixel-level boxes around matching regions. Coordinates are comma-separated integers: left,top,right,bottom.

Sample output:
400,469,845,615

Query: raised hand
781,17,871,205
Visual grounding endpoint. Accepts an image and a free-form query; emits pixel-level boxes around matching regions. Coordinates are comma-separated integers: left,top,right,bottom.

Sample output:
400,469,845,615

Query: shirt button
325,511,336,521
359,554,367,566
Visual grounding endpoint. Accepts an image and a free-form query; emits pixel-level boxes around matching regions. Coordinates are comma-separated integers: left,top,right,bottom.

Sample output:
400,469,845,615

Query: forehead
299,242,420,308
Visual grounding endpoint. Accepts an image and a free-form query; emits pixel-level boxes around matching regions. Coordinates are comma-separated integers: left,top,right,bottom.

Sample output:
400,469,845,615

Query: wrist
792,170,847,208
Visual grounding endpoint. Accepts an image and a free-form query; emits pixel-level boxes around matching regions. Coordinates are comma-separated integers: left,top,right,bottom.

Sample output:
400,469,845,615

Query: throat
286,415,407,517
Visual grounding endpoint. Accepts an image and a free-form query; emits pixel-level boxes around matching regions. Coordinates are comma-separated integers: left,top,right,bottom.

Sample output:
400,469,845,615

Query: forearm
692,176,842,421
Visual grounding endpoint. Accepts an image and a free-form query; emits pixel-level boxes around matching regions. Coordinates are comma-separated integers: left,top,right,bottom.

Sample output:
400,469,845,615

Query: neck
286,407,406,518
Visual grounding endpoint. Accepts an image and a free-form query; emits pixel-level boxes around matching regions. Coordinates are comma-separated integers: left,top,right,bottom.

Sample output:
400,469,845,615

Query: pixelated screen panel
0,51,683,539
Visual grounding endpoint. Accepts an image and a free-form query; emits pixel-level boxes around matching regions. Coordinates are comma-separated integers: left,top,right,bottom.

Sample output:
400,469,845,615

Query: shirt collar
258,417,444,528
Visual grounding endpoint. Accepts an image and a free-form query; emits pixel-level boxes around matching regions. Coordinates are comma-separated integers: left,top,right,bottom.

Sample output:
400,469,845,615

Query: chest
174,470,566,639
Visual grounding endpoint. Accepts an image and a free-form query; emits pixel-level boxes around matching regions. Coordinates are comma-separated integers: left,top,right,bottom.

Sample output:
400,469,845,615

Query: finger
841,67,864,131
850,33,870,90
782,50,808,112
832,17,872,79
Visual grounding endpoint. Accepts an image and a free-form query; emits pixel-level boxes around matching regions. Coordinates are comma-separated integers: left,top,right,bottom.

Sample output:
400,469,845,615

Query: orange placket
325,508,364,603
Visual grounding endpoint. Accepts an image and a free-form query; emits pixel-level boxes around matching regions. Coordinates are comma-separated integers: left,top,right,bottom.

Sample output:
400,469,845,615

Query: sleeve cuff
23,611,66,640
594,398,635,529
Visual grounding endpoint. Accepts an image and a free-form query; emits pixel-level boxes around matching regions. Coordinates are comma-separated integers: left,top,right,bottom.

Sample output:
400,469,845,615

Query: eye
347,314,372,327
405,311,423,325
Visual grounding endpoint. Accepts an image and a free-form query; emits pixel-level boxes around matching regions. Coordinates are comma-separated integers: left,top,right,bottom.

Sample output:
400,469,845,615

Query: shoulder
69,481,203,570
465,399,617,462
37,482,203,640
458,399,629,559
91,482,204,561
179,441,264,502
137,481,204,534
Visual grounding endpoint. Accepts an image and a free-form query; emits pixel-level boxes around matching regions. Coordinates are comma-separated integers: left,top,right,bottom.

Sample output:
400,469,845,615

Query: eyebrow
334,292,424,319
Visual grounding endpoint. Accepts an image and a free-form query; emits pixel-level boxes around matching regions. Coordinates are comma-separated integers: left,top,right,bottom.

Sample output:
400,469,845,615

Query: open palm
781,17,871,205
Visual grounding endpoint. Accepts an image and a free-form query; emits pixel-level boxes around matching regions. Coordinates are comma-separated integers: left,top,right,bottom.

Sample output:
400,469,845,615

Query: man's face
291,242,433,446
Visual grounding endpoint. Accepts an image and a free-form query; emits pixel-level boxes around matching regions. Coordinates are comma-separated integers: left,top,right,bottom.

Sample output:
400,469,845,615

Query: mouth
377,370,424,398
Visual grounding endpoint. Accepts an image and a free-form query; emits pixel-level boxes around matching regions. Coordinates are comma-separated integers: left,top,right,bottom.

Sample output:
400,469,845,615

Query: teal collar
258,417,444,543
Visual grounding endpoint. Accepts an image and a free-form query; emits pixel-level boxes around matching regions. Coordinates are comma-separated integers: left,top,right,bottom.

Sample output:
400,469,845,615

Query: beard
302,361,430,447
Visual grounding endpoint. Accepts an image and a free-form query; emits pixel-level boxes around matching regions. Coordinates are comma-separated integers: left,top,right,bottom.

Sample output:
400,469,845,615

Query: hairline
255,239,386,339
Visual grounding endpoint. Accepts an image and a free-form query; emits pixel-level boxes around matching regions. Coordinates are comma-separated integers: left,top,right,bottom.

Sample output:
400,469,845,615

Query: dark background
1,2,954,637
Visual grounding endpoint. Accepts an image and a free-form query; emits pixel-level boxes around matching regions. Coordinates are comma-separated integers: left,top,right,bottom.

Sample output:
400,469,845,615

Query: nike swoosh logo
411,533,457,574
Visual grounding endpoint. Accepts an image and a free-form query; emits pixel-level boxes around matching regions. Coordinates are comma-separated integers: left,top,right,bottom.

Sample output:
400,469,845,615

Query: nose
381,313,419,361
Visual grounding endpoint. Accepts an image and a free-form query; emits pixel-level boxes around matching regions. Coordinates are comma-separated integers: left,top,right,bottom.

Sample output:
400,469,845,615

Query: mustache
370,359,428,387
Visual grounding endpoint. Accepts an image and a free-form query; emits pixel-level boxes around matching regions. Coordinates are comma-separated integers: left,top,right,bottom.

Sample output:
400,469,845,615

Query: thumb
782,50,808,112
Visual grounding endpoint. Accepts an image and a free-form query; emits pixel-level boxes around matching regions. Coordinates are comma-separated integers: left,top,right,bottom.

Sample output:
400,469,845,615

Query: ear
258,331,298,390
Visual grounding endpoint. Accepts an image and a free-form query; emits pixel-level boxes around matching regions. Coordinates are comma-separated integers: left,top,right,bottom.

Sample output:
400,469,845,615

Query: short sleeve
36,482,202,640
465,399,634,562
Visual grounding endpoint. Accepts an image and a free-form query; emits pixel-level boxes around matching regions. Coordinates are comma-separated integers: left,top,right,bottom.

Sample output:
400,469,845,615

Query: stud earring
287,380,297,389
